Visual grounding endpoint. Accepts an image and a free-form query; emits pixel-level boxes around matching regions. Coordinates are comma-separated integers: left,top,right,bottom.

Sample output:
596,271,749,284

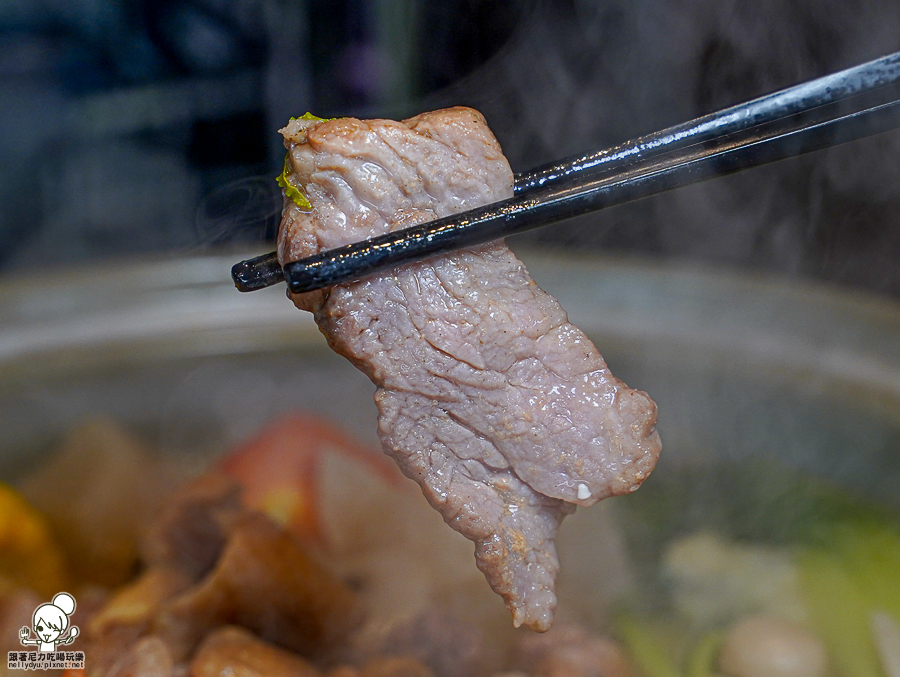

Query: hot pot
0,249,897,674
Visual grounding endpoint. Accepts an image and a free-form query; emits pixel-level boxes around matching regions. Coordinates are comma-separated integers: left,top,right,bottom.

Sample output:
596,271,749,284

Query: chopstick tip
232,251,284,292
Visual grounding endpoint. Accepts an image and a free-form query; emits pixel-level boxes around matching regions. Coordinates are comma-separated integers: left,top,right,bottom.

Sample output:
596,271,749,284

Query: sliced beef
276,107,661,631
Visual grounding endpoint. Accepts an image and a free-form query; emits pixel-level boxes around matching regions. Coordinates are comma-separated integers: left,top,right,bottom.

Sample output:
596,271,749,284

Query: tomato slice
218,412,398,546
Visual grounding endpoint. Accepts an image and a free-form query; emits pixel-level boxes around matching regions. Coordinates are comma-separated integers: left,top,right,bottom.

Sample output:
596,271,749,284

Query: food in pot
83,472,361,675
275,107,662,631
0,414,640,676
514,622,635,677
2,414,899,677
718,614,828,677
18,419,175,588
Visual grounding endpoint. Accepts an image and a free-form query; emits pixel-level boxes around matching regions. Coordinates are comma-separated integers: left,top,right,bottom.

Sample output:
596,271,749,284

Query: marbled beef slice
276,107,661,631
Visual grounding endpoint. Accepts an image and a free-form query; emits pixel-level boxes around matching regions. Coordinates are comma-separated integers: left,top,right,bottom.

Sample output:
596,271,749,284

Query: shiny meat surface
277,107,661,631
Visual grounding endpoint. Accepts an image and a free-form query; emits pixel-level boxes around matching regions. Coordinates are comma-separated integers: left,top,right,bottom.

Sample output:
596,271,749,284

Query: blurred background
2,0,900,297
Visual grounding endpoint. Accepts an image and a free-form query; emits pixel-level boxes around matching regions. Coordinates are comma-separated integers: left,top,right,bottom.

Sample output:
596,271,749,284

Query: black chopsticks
232,50,900,294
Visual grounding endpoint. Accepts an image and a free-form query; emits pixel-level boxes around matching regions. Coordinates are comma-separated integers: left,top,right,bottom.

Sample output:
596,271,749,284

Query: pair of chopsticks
232,50,900,294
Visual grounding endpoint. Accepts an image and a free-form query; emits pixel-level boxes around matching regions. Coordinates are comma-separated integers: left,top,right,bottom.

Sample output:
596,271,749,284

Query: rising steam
194,175,283,248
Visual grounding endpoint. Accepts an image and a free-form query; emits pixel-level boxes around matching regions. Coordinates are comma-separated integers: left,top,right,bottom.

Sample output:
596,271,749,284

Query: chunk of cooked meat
153,512,361,661
191,626,322,677
89,568,193,638
104,636,175,677
276,107,661,631
87,476,244,673
142,473,244,581
85,476,361,671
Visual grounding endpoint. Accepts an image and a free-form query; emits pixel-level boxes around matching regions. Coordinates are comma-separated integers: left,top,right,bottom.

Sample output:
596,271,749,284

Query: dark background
2,0,899,297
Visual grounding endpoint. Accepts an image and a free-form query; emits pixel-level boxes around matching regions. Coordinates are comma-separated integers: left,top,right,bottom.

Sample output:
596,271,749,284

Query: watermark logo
7,592,84,671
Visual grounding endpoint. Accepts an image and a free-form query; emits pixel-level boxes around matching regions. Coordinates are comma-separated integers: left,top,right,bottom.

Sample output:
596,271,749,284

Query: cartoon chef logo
19,592,79,652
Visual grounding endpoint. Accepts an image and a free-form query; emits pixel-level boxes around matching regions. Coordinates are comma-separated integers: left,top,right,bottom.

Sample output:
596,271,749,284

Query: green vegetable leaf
277,112,336,210
291,112,332,122
276,154,312,211
617,615,683,677
799,522,900,677
684,631,724,677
